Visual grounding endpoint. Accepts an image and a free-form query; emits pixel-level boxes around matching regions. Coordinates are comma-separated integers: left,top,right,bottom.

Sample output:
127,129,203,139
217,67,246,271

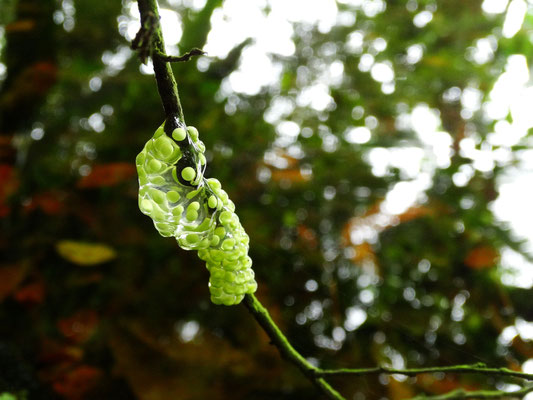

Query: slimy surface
136,122,257,305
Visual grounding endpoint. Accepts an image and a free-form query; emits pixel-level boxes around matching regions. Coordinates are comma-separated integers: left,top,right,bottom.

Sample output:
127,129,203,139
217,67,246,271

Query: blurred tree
0,0,532,399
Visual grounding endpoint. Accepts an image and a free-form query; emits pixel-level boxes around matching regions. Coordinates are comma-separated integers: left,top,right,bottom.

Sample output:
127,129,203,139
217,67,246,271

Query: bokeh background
1,0,532,399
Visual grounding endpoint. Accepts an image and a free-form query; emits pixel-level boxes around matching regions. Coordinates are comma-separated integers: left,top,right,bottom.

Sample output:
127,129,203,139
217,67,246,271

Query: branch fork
131,11,205,65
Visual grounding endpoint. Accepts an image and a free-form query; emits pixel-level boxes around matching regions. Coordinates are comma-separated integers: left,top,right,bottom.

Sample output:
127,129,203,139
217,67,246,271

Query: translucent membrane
136,122,257,305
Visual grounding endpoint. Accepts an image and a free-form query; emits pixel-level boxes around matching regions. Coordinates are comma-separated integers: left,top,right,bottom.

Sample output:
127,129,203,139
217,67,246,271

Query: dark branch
135,0,184,121
131,11,157,64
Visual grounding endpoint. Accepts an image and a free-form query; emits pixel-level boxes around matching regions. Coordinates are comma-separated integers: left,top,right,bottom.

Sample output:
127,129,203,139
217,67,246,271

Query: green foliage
0,393,25,400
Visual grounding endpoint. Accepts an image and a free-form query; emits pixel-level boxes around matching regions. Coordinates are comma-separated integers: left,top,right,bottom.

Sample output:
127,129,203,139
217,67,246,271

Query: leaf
56,240,116,266
14,281,45,305
0,164,19,217
297,224,318,248
464,246,499,269
388,377,414,400
39,339,84,365
350,242,376,263
397,205,433,223
77,162,136,188
57,310,99,344
23,190,66,215
0,264,28,302
0,393,20,400
51,365,102,400
5,19,36,32
270,168,310,183
511,336,533,358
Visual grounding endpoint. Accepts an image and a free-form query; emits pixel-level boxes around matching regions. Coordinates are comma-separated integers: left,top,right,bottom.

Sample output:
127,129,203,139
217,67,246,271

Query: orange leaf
14,281,45,305
388,377,414,400
464,246,499,269
297,224,318,248
417,374,478,395
77,162,136,188
39,338,84,365
5,19,36,32
397,205,433,223
0,164,19,218
24,190,66,215
30,62,58,95
57,310,99,344
52,365,102,400
351,242,376,263
270,168,310,183
511,336,533,358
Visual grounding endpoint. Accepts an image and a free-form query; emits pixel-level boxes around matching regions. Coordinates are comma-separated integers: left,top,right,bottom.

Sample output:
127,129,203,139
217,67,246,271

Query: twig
136,0,185,121
243,294,345,400
131,11,157,64
154,48,206,62
316,365,533,381
408,385,533,400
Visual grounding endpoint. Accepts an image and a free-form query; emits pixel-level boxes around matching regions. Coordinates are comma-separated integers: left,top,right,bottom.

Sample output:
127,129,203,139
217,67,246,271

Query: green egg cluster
136,122,257,305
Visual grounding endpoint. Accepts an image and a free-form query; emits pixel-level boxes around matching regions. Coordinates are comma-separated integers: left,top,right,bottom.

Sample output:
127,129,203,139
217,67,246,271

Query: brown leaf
0,264,28,302
397,205,433,223
297,224,318,248
464,246,499,269
5,19,36,32
511,336,533,359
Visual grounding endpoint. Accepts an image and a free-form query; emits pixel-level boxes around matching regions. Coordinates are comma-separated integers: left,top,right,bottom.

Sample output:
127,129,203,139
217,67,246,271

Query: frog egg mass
136,122,257,305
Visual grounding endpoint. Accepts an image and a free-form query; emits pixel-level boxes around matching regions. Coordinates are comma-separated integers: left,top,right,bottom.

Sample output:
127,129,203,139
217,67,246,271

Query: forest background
0,0,533,399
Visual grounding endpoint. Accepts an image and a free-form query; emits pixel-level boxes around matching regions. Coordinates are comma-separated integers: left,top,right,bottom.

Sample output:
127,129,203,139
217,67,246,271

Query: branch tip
154,48,207,63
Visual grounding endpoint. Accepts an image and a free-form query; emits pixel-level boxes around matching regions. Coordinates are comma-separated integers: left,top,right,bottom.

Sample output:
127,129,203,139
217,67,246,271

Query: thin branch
242,294,346,400
131,11,157,64
316,365,533,381
136,0,184,121
154,48,206,62
409,385,533,400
